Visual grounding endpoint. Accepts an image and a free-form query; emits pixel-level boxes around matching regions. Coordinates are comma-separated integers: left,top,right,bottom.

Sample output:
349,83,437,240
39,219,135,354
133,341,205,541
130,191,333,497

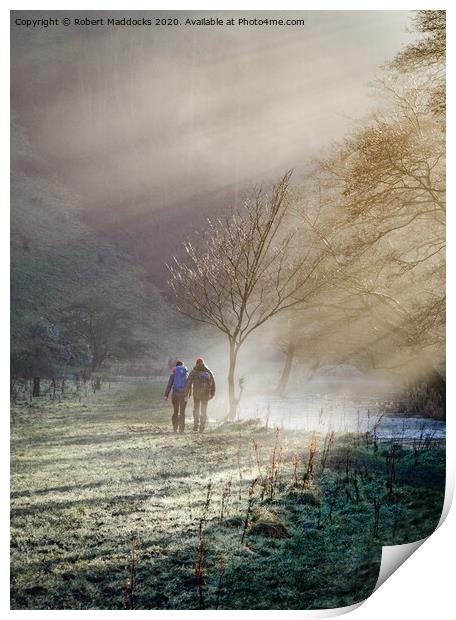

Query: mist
11,11,416,256
11,10,444,422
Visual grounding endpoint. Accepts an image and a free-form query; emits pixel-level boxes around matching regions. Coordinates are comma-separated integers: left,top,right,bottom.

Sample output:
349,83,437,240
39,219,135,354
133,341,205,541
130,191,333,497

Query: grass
10,379,445,610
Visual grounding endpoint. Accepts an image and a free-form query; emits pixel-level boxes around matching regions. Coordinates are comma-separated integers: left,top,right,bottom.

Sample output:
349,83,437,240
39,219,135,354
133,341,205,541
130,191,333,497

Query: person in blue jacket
164,360,189,433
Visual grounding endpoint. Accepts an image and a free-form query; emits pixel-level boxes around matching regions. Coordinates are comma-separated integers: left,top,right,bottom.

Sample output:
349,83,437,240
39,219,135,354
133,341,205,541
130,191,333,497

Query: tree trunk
227,340,239,419
275,343,295,396
32,377,40,398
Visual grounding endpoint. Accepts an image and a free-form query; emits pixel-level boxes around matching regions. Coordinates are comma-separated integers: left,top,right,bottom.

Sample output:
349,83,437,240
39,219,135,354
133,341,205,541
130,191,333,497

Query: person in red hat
185,357,216,433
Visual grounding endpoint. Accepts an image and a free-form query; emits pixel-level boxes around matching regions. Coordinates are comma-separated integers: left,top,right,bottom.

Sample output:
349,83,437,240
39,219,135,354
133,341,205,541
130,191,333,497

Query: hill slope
11,122,193,374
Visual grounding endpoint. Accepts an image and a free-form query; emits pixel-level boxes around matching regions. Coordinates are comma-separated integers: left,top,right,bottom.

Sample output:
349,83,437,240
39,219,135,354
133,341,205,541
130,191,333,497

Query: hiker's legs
193,398,201,431
171,395,179,432
178,396,187,433
199,400,208,433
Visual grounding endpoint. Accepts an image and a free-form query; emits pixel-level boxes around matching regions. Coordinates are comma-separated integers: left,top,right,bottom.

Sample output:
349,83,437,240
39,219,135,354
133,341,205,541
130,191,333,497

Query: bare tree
389,10,445,115
392,10,445,71
168,172,332,417
297,59,445,405
60,296,145,372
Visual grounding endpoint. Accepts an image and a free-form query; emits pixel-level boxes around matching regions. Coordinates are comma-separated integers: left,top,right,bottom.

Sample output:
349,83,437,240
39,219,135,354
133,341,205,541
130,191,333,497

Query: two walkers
164,357,216,433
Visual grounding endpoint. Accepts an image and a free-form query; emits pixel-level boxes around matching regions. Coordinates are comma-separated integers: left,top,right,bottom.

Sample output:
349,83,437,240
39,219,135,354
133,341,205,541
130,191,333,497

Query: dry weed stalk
219,478,232,521
123,535,138,609
241,478,258,545
195,481,213,609
292,453,301,486
214,554,225,610
252,440,264,482
373,497,381,537
302,432,317,490
259,428,284,500
320,430,335,472
371,411,385,453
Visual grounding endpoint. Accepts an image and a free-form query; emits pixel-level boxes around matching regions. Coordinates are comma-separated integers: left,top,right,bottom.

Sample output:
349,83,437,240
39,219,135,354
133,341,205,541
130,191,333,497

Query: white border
3,3,453,618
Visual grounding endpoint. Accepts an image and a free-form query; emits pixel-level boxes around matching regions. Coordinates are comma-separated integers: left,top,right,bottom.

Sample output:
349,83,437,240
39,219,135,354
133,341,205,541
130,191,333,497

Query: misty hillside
82,184,240,290
10,122,193,373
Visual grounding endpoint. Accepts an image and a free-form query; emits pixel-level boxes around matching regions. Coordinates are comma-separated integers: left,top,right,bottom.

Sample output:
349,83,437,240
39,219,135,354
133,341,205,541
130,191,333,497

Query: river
237,394,446,441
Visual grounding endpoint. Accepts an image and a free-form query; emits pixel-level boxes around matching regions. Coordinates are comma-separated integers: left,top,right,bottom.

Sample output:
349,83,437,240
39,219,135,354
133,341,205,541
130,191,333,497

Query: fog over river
237,394,446,441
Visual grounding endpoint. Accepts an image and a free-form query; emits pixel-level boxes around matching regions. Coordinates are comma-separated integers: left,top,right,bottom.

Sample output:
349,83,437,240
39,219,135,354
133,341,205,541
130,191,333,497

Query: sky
11,10,419,277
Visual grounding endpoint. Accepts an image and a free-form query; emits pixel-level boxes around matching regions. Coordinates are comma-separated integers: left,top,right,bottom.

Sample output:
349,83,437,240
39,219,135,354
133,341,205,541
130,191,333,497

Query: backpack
173,366,188,392
198,371,211,387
